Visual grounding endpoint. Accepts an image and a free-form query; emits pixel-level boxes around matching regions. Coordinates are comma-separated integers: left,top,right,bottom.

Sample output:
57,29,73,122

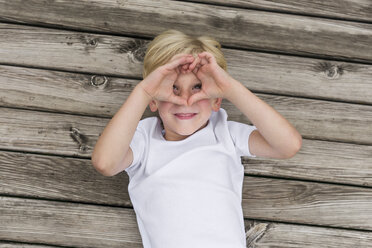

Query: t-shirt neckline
159,118,212,142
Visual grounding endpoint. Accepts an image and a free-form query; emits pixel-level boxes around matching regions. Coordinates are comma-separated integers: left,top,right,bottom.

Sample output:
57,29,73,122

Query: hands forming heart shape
139,51,234,107
174,51,234,105
179,53,204,75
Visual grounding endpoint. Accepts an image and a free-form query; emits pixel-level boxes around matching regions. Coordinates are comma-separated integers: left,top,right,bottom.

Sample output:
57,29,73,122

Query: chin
177,128,197,136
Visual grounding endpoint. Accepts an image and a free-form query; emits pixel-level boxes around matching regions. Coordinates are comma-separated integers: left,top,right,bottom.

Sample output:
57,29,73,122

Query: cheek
195,99,213,109
158,101,173,113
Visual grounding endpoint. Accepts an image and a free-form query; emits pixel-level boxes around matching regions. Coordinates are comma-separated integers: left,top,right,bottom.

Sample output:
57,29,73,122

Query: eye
193,84,202,90
173,85,180,93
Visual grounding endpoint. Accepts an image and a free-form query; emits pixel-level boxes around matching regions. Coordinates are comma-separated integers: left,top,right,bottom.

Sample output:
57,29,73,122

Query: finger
175,66,180,75
180,65,188,74
169,95,188,106
167,56,194,71
188,92,209,106
197,54,208,66
188,57,200,72
199,52,215,65
170,53,193,62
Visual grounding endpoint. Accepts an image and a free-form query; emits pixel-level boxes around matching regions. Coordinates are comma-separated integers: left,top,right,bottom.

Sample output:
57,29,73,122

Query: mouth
174,113,197,120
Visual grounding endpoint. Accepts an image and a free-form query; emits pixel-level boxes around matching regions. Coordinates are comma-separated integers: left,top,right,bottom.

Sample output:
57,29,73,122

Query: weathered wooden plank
244,220,372,247
242,177,372,231
0,107,102,157
224,96,372,145
0,0,371,62
1,196,372,247
0,242,60,248
1,24,371,104
1,150,372,230
184,0,372,23
0,23,145,76
243,138,372,187
1,67,372,145
0,150,131,206
0,196,142,248
1,134,371,206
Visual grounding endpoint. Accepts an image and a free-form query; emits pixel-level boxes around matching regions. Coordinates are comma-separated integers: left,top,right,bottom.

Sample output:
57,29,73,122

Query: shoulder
210,107,228,125
137,116,159,132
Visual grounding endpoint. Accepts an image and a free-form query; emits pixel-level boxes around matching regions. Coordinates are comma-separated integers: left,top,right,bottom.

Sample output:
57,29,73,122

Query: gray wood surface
0,0,371,62
183,0,372,23
0,150,131,206
0,196,142,248
0,0,371,246
243,138,372,187
0,243,59,248
244,220,372,248
1,150,372,231
1,74,372,152
242,177,372,231
1,196,372,248
1,25,371,105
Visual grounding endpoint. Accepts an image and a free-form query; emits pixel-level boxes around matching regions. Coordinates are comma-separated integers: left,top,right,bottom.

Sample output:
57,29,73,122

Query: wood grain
1,150,372,231
0,196,142,248
0,150,131,206
244,220,372,248
242,177,372,231
0,0,371,62
243,138,372,187
0,242,58,248
1,29,371,104
2,72,371,148
1,196,372,248
183,0,372,23
0,0,371,246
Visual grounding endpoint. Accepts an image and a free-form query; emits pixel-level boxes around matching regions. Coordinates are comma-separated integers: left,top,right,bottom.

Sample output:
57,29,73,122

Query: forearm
225,78,302,156
91,84,151,173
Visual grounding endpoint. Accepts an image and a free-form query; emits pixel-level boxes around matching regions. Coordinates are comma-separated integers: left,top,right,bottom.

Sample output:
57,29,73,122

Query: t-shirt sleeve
227,120,258,158
124,127,146,176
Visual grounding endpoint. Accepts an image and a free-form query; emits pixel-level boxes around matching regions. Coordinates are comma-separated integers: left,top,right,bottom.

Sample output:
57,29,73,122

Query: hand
184,51,235,106
138,53,195,105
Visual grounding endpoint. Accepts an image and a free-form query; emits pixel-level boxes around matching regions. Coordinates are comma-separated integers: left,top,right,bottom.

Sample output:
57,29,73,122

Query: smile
174,113,197,120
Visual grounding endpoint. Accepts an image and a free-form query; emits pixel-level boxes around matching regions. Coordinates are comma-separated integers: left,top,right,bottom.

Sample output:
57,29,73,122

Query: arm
186,51,302,159
91,85,151,176
225,78,302,159
91,53,194,176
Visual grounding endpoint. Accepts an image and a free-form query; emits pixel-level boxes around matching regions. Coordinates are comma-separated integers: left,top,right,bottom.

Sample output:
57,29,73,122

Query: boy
92,29,302,247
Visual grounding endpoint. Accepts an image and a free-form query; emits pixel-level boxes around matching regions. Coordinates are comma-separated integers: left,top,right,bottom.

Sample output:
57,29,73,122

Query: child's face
149,72,222,141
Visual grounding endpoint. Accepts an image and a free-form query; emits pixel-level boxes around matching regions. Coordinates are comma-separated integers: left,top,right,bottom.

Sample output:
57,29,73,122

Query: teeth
176,113,195,117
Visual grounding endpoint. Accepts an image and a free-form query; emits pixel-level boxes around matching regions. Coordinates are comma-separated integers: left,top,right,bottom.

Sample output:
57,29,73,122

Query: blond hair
143,29,227,79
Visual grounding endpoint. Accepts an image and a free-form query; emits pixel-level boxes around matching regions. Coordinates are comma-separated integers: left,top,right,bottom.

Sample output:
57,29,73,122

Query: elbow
280,133,302,159
91,155,116,177
288,133,303,158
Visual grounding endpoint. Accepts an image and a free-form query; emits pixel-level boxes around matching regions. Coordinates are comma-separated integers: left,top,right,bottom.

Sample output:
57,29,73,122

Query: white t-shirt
125,108,257,248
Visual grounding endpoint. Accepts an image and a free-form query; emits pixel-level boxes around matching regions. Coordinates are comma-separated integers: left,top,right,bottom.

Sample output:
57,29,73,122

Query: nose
175,89,193,105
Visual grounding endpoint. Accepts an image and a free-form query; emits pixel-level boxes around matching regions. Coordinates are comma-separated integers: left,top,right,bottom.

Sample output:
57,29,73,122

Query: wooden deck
0,0,371,247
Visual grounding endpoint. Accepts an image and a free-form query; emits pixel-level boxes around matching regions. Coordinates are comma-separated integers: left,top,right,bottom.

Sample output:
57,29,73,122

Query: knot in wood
325,65,340,79
70,127,89,153
78,35,99,48
313,62,345,80
90,75,108,87
117,40,148,62
87,38,98,47
246,222,271,247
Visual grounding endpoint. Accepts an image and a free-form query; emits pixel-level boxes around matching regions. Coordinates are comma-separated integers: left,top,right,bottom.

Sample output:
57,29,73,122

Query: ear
149,100,158,112
211,97,222,112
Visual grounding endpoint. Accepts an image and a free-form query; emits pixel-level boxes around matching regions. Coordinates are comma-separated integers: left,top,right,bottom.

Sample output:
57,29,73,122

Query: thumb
188,92,209,106
169,95,188,106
